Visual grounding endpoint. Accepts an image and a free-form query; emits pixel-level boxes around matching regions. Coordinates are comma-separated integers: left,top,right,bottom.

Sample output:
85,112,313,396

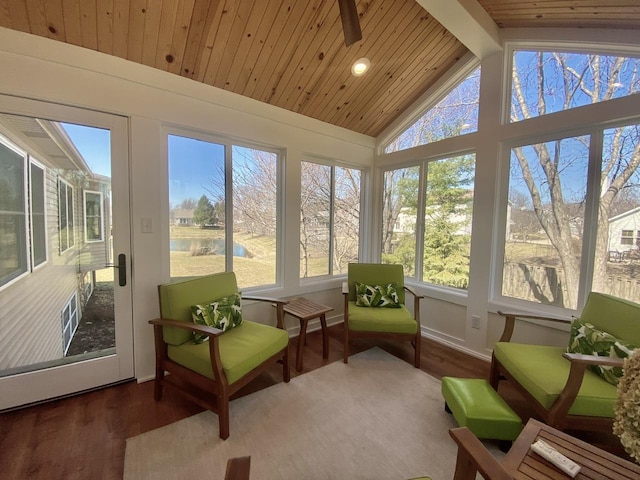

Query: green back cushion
580,292,640,345
191,293,244,344
347,263,405,304
158,272,239,345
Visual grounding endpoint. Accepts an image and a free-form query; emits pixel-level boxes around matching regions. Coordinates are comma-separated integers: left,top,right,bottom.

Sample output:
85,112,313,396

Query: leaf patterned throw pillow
567,319,637,386
355,282,401,308
190,293,243,344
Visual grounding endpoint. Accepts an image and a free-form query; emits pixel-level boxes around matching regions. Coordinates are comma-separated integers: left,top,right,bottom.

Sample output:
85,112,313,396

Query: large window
510,50,640,123
385,66,480,153
0,139,27,287
498,47,640,309
502,135,589,309
300,160,361,278
168,133,281,288
232,145,279,287
382,154,475,290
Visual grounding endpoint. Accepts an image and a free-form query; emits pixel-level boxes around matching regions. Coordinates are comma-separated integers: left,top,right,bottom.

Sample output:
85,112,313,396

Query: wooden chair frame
449,427,512,480
489,311,623,433
149,293,290,440
342,282,423,368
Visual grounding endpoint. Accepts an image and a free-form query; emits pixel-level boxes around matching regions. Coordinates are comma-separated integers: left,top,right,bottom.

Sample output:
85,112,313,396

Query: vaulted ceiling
0,1,638,137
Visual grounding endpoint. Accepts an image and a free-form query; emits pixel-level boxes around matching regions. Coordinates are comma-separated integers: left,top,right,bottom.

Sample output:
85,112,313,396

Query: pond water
170,238,248,257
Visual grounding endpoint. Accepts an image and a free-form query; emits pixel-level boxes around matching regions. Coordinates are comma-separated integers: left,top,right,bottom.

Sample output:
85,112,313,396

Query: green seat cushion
441,377,522,441
167,320,288,385
347,301,417,334
494,342,618,418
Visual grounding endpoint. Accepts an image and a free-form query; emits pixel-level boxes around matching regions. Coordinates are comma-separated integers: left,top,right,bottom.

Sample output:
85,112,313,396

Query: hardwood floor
0,324,617,479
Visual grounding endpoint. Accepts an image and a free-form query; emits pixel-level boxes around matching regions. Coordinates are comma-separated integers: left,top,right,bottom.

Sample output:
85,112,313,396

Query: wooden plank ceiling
0,1,638,137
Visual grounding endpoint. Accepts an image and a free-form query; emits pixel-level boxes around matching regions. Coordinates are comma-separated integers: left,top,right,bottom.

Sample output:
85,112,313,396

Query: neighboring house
608,206,640,253
171,208,194,226
394,205,473,236
0,114,111,372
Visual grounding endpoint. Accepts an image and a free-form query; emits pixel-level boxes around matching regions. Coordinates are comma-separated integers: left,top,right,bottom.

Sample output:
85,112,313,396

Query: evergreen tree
193,195,216,226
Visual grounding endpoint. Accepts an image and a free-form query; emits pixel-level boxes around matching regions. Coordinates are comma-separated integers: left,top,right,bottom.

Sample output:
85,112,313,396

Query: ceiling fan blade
338,0,362,47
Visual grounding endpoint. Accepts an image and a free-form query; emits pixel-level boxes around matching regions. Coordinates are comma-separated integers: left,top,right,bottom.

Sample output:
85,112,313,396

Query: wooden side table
283,297,333,371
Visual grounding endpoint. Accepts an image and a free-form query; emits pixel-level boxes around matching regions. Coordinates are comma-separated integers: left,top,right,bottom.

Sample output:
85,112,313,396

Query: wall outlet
471,315,481,329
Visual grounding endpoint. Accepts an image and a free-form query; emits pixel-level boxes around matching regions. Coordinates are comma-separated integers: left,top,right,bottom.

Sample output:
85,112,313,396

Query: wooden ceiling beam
417,0,502,59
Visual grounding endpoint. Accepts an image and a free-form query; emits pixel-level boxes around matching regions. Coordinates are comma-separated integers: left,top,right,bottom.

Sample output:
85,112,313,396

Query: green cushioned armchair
149,272,290,439
490,292,640,433
343,263,423,367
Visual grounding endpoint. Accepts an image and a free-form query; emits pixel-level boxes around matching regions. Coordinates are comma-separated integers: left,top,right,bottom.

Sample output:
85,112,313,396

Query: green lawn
170,227,278,287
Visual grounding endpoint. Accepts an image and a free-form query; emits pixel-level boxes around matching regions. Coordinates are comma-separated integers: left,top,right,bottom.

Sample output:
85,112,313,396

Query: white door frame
0,95,133,409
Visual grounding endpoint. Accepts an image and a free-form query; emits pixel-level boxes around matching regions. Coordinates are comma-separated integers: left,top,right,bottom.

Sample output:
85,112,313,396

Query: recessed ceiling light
351,57,370,77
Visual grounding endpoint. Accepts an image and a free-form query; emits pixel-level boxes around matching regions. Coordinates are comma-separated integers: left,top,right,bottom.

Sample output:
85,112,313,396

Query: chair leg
282,346,291,383
154,366,164,401
414,332,421,368
489,355,500,389
343,324,349,364
218,394,230,440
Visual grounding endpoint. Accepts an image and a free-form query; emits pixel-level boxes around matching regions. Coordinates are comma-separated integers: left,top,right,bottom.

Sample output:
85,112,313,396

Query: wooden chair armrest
546,352,623,428
148,318,224,337
404,284,424,299
563,352,625,368
243,295,288,306
251,296,288,330
449,427,512,480
148,319,225,386
496,310,569,342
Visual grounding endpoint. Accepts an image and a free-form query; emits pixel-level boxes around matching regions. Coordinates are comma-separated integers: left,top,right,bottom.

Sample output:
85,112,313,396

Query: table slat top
283,297,333,320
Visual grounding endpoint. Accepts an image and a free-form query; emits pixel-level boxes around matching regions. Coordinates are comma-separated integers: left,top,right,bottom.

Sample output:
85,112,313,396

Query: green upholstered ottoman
441,377,522,445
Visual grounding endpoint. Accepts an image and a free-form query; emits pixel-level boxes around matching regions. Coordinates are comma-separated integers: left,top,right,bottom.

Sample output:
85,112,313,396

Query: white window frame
0,134,29,290
61,292,79,355
29,157,48,270
58,178,74,254
165,126,285,289
299,157,364,280
380,150,476,296
83,190,104,243
379,53,480,155
502,41,640,125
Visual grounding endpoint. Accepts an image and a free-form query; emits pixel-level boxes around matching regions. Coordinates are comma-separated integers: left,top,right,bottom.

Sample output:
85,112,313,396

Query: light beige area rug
124,348,496,480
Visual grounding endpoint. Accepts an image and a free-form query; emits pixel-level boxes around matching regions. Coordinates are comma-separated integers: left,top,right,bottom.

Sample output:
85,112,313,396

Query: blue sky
61,123,111,177
168,134,225,207
61,126,227,208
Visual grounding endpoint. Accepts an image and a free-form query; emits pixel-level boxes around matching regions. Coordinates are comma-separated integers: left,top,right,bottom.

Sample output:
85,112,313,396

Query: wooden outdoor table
283,297,333,371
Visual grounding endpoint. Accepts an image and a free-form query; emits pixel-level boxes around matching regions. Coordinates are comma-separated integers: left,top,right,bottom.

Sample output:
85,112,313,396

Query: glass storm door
0,96,133,409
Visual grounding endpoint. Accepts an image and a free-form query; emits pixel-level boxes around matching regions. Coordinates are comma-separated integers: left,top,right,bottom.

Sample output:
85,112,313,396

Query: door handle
105,253,127,287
